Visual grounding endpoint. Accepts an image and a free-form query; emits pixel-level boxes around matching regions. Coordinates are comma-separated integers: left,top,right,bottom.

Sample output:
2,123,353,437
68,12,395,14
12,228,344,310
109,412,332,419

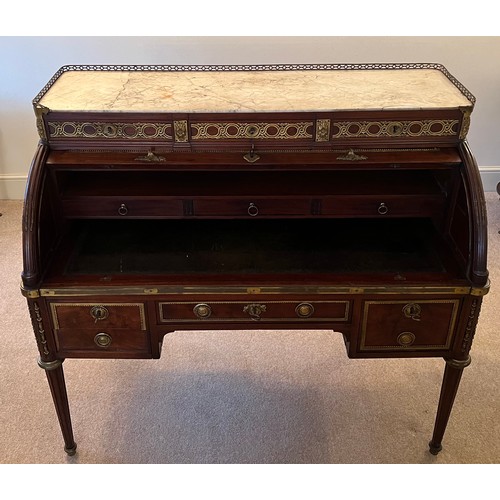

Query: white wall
1,36,499,198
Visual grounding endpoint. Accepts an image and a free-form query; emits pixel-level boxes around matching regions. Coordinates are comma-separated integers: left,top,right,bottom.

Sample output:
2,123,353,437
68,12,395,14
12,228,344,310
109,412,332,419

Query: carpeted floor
0,194,499,464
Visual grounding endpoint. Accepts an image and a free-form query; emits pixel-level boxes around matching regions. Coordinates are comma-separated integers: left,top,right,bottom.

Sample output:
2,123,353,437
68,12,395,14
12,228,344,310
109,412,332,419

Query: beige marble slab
39,69,472,113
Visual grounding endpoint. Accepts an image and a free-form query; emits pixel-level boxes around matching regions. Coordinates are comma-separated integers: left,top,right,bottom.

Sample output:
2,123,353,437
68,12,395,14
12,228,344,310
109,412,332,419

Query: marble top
38,68,473,113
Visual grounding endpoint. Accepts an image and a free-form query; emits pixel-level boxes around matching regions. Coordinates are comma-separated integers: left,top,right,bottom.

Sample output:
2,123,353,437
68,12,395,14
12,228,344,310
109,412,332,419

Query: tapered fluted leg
38,358,77,455
429,356,471,455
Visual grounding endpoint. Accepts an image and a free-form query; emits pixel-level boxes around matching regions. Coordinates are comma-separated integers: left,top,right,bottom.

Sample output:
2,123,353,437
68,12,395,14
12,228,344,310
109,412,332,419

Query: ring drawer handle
397,331,416,347
94,332,112,348
296,302,314,318
193,303,212,319
247,203,259,217
118,203,128,216
377,202,388,215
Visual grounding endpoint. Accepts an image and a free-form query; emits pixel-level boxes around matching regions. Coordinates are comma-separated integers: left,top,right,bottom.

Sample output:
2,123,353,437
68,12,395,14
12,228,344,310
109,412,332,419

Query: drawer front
159,300,350,323
194,198,312,217
56,328,150,354
50,302,147,330
62,198,184,217
359,299,460,351
322,195,444,217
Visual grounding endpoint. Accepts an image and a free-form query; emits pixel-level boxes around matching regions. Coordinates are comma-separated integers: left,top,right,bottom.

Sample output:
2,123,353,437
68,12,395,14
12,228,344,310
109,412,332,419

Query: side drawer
49,302,151,357
359,299,460,352
159,299,351,323
322,195,445,217
61,197,184,218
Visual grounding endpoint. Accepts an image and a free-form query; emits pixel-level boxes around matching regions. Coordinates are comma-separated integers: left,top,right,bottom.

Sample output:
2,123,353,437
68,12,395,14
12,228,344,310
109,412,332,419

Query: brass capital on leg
37,357,64,371
445,355,472,370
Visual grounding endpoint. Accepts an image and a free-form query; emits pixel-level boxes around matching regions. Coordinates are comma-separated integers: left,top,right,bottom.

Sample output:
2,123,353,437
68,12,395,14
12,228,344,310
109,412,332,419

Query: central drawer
194,198,312,217
158,299,351,323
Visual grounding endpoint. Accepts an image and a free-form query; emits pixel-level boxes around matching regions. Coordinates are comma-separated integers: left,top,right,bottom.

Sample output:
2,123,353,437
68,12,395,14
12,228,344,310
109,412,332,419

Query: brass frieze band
191,122,313,140
332,120,460,139
39,285,474,297
47,121,173,140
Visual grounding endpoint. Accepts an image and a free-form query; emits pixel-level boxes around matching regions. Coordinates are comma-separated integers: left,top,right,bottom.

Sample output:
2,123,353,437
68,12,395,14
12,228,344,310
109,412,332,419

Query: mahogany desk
21,64,489,456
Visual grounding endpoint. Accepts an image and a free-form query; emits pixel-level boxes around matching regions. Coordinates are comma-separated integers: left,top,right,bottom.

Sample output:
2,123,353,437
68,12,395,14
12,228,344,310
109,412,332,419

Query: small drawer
159,300,350,323
322,195,444,217
359,299,460,351
56,328,150,354
62,197,184,218
194,198,312,217
50,302,147,330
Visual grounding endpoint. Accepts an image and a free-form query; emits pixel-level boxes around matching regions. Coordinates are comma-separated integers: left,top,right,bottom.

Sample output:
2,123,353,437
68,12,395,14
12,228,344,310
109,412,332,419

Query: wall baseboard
479,166,500,193
1,168,499,200
0,174,27,200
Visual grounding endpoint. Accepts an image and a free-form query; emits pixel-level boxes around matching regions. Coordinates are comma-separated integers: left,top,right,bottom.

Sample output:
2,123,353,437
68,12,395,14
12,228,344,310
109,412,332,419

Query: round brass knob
397,331,416,347
247,203,259,217
377,202,389,215
193,303,212,319
118,203,128,216
90,305,109,322
295,302,314,318
94,332,112,348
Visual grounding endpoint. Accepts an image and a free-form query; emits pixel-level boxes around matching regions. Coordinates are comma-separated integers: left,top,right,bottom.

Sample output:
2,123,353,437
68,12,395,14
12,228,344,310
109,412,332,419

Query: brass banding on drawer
359,299,460,351
159,300,350,323
50,302,147,330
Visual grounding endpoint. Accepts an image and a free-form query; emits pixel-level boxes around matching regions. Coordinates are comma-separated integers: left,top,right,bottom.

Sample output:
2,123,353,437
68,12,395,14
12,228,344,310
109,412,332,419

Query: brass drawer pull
403,303,421,321
94,332,112,348
90,305,109,323
377,202,388,215
397,331,416,347
193,303,212,319
118,203,128,216
247,202,259,217
296,302,314,318
243,303,267,320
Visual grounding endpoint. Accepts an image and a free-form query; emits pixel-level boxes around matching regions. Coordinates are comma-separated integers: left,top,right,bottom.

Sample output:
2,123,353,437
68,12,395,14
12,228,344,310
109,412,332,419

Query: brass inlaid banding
191,122,313,140
48,121,173,140
331,120,460,139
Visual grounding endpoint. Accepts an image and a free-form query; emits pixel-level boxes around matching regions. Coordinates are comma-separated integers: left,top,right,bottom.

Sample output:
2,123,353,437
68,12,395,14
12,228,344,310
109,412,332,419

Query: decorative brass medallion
315,119,331,142
173,120,189,142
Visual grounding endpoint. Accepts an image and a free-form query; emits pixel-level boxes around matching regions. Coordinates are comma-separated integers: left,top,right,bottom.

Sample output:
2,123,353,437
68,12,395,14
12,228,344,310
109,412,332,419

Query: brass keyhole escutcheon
94,332,112,348
403,303,421,321
243,303,267,320
296,302,314,318
90,305,109,323
397,331,416,347
193,303,212,319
